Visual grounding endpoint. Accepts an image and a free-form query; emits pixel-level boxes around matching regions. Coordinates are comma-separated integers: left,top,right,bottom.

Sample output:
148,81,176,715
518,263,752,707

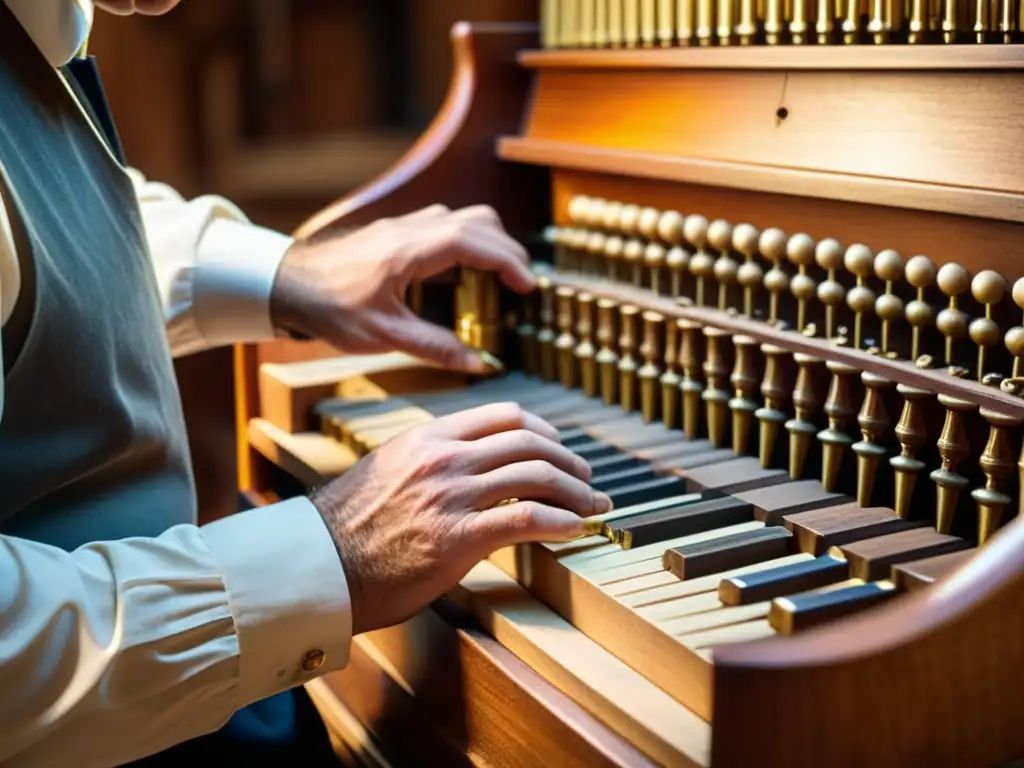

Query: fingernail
477,350,505,373
581,517,605,536
595,493,614,514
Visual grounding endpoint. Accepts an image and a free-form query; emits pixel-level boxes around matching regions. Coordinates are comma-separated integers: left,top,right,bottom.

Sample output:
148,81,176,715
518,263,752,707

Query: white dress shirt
0,3,353,766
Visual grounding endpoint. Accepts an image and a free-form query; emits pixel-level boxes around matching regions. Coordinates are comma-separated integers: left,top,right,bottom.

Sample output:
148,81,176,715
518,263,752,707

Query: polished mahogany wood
502,137,1024,226
891,549,978,592
784,504,916,556
733,480,852,525
325,603,655,768
681,457,790,494
664,525,793,580
508,63,1024,214
836,527,973,581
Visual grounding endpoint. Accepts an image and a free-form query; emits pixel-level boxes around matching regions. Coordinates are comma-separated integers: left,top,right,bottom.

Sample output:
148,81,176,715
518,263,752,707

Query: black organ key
768,579,899,634
606,475,688,509
663,526,794,581
586,453,648,473
591,465,660,492
612,496,753,549
718,553,850,606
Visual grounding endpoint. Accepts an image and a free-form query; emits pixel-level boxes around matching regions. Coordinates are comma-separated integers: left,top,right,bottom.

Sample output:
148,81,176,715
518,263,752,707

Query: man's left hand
269,204,535,374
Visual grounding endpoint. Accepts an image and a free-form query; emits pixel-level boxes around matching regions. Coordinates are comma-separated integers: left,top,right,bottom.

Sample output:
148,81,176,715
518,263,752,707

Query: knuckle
507,502,540,532
409,436,456,476
439,223,466,250
509,429,540,454
467,204,500,222
491,401,527,427
424,446,458,476
422,481,453,513
527,460,558,486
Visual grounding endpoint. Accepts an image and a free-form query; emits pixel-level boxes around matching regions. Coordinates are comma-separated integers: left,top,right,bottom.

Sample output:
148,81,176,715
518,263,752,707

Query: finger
399,204,451,222
466,429,591,482
468,501,588,549
378,312,492,374
449,204,506,231
431,401,560,443
412,223,535,293
472,460,613,517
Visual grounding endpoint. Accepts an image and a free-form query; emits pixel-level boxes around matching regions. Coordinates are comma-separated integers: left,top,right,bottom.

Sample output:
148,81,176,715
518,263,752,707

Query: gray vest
0,7,196,550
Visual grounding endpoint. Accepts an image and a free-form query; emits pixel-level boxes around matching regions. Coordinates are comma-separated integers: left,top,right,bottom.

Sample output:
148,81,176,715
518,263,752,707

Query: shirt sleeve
128,167,296,358
0,497,353,768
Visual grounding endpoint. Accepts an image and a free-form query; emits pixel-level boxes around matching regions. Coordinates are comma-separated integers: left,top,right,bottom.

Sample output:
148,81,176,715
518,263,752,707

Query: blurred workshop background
88,0,536,234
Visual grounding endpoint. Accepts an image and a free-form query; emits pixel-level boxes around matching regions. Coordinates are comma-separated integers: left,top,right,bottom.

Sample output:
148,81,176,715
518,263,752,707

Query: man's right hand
311,402,611,636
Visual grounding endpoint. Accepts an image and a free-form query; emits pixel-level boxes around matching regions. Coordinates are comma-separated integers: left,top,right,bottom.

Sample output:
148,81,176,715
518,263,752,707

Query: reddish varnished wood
732,480,851,525
512,65,1024,210
838,527,972,581
891,549,977,592
681,457,789,494
501,136,1024,225
323,604,652,768
784,504,914,556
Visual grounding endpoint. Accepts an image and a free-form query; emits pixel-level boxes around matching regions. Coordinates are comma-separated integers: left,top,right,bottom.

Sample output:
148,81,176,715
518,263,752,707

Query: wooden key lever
723,527,974,632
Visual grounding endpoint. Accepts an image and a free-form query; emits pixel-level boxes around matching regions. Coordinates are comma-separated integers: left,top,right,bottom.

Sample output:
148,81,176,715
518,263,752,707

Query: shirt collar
4,0,94,67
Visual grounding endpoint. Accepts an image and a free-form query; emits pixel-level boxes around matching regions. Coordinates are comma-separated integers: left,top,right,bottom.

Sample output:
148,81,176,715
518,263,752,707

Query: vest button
302,650,325,672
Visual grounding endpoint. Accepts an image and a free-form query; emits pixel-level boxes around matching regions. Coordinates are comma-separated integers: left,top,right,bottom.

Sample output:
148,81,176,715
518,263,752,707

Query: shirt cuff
191,218,294,348
200,496,351,707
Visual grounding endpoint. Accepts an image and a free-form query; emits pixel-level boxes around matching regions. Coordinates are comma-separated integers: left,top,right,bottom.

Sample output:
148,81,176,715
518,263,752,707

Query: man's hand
270,205,535,374
312,402,612,636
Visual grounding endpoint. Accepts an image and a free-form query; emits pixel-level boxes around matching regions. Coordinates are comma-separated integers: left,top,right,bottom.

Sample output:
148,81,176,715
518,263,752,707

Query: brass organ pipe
659,0,678,43
595,0,610,46
561,0,581,46
580,0,597,46
642,0,658,44
678,0,697,42
610,0,626,45
697,0,715,43
765,0,788,41
791,0,814,40
542,0,560,47
625,0,642,45
738,0,760,41
816,0,837,41
717,0,737,42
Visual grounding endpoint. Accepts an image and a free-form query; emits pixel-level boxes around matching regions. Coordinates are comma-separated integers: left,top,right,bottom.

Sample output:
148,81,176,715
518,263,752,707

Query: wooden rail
518,45,1024,71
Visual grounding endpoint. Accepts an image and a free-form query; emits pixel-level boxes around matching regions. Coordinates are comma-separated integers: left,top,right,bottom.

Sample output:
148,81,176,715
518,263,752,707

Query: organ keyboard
235,13,1024,768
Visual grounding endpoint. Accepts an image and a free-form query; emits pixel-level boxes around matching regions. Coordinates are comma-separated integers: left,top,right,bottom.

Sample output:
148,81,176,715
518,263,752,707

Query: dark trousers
124,687,339,767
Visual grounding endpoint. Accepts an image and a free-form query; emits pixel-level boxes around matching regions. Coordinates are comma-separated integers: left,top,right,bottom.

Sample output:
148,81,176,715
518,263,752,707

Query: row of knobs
549,194,1024,382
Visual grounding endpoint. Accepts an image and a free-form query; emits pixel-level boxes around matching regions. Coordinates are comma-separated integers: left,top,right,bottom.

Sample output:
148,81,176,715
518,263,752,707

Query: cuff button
302,650,325,672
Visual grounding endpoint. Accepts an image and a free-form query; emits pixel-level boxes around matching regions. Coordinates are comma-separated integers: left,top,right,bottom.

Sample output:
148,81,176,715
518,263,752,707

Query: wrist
269,241,316,339
311,488,369,636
